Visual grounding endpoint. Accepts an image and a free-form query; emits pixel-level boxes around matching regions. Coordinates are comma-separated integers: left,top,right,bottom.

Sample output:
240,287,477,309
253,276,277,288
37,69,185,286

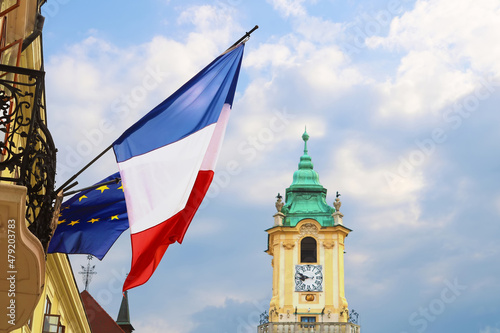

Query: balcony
257,322,361,333
0,63,57,250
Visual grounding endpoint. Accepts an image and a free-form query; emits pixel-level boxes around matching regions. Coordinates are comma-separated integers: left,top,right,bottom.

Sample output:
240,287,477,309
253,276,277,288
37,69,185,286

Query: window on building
42,296,66,333
300,316,316,328
0,37,22,75
42,314,61,333
0,0,20,17
44,297,51,314
0,17,6,49
300,237,317,263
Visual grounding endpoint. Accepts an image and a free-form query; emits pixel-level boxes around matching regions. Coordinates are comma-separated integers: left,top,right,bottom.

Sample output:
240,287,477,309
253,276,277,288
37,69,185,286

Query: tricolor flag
113,44,245,291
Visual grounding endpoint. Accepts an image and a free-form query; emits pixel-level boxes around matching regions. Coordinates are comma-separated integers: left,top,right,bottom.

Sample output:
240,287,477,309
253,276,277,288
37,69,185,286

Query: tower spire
303,126,309,154
116,290,134,333
298,127,313,170
280,130,336,227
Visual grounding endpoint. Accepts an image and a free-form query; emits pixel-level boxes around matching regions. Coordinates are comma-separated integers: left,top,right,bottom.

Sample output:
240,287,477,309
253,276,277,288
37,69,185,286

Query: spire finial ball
302,127,309,142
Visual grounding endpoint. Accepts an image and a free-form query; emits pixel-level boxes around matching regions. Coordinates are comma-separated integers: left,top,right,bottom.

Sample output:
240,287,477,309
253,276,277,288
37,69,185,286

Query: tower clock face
295,265,323,292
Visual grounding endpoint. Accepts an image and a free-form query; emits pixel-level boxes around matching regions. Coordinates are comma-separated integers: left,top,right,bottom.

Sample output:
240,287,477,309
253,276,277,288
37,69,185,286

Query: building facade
0,1,91,332
258,131,360,332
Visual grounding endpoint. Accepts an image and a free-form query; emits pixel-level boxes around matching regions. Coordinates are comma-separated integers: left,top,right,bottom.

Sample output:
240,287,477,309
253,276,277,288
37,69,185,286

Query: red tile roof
81,290,126,333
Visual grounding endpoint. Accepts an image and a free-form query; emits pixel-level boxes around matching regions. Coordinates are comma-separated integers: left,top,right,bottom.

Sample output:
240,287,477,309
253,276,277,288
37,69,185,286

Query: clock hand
298,272,307,281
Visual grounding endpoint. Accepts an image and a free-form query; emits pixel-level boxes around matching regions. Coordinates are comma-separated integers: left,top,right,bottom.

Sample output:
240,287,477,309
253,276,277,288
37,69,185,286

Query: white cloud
177,4,241,48
296,43,363,94
369,0,500,74
267,0,308,17
323,139,426,229
331,139,425,205
237,36,364,150
244,43,294,69
295,15,343,44
366,0,500,117
208,118,327,208
376,50,476,116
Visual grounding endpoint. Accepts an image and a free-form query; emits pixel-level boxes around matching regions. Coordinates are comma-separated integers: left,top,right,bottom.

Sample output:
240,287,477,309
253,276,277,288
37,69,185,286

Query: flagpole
225,25,259,52
56,144,114,193
63,177,121,197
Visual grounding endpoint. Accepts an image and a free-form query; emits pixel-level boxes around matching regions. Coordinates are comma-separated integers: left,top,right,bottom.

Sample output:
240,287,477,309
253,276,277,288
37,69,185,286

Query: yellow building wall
2,2,92,332
11,254,92,333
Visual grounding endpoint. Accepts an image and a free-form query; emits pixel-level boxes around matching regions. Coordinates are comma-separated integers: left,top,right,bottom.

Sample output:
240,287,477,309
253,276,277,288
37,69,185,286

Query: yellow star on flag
79,195,87,202
96,185,110,193
88,218,99,224
111,215,119,220
58,219,66,225
117,184,124,192
69,220,79,226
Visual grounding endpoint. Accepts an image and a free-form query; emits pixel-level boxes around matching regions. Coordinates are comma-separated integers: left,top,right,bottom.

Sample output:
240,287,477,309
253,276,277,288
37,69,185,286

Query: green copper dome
281,130,335,227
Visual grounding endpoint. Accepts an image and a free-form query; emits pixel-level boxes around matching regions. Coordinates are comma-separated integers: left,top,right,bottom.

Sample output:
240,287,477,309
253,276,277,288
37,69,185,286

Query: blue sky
41,0,500,332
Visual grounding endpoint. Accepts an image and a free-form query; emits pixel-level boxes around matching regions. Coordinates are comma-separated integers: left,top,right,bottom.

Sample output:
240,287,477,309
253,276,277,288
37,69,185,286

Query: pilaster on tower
259,130,360,333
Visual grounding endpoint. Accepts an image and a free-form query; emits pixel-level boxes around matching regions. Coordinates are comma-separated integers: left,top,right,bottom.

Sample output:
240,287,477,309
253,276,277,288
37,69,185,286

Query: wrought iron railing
0,64,56,250
257,322,361,333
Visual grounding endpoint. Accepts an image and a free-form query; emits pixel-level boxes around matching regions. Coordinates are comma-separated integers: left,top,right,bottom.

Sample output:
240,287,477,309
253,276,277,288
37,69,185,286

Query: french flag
113,44,244,291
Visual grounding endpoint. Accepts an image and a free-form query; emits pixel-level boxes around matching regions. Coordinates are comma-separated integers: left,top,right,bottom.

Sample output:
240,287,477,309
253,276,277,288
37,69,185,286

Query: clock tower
260,130,360,332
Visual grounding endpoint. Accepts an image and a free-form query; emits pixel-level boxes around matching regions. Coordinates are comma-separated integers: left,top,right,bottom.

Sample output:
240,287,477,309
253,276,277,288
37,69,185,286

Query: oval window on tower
300,237,317,263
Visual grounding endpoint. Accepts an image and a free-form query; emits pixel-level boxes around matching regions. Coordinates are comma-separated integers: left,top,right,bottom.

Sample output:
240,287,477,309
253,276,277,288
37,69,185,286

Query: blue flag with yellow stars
47,172,129,260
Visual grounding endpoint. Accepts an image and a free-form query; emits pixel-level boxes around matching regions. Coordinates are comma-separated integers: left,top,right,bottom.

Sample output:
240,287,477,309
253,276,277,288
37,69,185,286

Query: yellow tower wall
266,219,351,323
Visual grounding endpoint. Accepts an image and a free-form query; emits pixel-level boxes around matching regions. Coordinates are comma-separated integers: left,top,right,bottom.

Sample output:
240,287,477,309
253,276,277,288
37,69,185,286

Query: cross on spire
79,254,97,291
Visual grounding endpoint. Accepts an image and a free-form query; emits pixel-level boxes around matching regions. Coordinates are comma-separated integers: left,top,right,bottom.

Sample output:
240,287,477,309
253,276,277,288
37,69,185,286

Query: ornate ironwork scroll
259,311,269,325
0,64,57,250
348,308,359,325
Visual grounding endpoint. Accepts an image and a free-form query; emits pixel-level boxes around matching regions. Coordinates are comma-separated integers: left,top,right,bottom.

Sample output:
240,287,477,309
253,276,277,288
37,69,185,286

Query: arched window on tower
300,237,317,263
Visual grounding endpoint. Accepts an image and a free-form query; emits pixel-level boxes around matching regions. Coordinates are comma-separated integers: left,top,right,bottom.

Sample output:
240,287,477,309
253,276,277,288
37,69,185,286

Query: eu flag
47,172,129,260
